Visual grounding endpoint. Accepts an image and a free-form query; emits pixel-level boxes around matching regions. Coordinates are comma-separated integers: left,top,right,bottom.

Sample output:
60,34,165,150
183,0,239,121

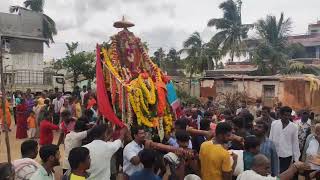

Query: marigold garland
99,37,177,131
138,75,156,105
136,88,150,115
129,90,153,127
163,114,173,134
102,47,124,83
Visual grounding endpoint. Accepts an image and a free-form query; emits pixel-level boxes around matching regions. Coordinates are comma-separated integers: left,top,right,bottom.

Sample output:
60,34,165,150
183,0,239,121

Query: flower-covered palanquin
97,17,180,139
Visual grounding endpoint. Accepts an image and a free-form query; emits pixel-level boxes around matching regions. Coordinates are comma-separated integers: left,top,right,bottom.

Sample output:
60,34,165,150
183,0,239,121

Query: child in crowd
27,111,37,139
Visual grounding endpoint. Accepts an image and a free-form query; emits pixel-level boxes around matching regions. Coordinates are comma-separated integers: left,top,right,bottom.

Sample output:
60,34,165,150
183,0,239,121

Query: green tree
253,13,292,75
207,0,252,62
62,42,95,88
52,59,63,74
10,0,57,46
182,32,209,92
165,48,182,69
153,48,166,68
286,43,306,59
81,52,96,88
204,42,221,70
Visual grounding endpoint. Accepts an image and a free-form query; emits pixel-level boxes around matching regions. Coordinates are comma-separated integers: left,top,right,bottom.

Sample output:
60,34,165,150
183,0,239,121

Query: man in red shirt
39,111,59,145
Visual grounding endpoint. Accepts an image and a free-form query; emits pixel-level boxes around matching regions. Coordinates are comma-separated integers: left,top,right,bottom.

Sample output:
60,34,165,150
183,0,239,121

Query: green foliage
23,0,44,12
282,61,320,75
10,0,57,46
207,0,253,62
182,32,209,77
153,48,166,67
286,43,307,59
52,59,63,74
253,13,293,75
61,42,95,88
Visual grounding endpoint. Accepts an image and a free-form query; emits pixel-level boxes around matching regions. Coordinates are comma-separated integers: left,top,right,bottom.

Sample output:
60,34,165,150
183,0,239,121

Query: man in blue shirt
130,149,161,180
253,120,279,176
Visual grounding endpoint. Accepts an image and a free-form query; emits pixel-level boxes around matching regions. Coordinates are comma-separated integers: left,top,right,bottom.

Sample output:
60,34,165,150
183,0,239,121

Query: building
200,74,320,112
205,61,258,77
288,21,320,59
0,9,55,92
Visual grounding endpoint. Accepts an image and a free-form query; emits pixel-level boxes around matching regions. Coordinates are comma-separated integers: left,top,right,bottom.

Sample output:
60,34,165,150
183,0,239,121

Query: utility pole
238,0,242,23
0,35,12,164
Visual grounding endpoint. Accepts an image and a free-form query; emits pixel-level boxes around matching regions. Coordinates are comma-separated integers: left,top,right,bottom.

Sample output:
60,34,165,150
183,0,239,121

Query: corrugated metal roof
205,66,258,77
201,74,320,81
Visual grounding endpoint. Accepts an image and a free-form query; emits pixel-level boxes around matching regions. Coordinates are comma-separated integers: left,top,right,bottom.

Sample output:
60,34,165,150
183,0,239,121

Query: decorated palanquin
95,18,180,139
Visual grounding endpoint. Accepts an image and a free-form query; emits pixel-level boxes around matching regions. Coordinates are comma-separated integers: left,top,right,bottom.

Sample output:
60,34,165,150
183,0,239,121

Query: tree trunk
87,79,92,89
230,50,235,62
73,72,78,89
189,72,193,96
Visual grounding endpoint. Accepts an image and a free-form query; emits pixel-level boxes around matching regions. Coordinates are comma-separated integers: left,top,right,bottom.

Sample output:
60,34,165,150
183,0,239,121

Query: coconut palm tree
253,13,292,75
204,41,221,70
208,0,253,61
10,0,57,46
182,32,210,92
207,0,253,62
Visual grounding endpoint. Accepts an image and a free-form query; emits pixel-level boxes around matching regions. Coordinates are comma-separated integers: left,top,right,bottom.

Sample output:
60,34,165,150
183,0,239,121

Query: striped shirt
260,137,279,176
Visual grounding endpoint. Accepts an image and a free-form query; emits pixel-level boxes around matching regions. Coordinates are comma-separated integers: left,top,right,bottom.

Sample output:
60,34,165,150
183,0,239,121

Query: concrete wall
200,79,282,107
200,78,320,111
0,9,43,38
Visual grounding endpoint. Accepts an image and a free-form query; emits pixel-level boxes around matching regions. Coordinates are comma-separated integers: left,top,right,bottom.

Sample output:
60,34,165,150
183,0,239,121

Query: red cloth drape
96,45,124,127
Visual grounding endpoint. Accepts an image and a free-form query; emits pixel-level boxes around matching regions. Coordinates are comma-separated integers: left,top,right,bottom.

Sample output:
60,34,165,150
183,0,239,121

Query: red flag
96,45,124,127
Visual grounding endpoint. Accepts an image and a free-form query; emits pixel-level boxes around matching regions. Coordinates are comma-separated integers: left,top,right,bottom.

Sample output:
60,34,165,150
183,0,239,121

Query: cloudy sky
1,0,320,60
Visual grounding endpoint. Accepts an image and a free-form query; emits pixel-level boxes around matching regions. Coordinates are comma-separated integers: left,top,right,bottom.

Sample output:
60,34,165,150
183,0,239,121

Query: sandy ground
0,125,64,180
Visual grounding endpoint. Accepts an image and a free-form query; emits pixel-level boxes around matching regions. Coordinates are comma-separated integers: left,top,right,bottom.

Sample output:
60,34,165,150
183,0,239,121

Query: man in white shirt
237,154,309,180
306,123,320,170
80,85,87,105
52,93,64,124
13,140,40,180
123,126,145,177
63,120,92,173
269,106,300,173
83,124,127,180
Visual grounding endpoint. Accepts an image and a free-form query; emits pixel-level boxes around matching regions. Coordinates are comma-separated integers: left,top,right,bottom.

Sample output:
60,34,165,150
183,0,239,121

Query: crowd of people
0,86,320,180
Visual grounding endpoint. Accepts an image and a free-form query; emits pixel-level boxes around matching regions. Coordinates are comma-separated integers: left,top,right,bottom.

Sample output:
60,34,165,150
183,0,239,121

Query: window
263,85,275,98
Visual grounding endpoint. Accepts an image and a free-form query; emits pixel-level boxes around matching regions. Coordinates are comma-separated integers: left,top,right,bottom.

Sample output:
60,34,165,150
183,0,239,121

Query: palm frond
207,18,231,29
219,0,239,22
43,13,57,45
24,0,44,12
183,32,202,49
210,30,228,47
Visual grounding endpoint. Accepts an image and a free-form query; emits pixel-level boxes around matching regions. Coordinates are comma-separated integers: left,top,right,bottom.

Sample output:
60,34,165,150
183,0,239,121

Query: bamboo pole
0,35,12,164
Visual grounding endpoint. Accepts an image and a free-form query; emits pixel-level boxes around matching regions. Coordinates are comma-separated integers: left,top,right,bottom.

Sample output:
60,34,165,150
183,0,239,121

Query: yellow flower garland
138,75,156,105
136,88,150,115
100,42,174,130
129,91,153,127
163,114,173,134
102,48,124,83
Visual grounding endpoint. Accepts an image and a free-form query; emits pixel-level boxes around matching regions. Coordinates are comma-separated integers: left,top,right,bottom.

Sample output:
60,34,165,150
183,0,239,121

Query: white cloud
0,0,320,60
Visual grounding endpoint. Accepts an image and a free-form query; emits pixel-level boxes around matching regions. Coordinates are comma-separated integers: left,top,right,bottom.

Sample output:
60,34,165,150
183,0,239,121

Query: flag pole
0,35,12,164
